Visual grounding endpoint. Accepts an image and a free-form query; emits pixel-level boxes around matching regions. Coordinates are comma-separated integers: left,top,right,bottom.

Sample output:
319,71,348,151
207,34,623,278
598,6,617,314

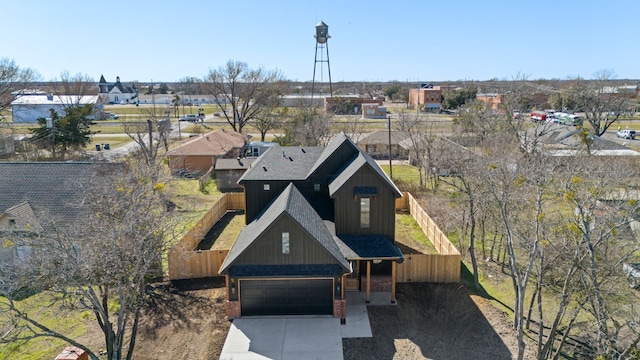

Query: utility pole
46,116,55,160
388,115,393,180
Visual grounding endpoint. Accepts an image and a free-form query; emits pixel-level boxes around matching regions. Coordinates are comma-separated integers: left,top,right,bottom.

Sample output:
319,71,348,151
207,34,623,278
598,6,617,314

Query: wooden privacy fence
395,192,461,283
168,192,244,280
169,191,460,283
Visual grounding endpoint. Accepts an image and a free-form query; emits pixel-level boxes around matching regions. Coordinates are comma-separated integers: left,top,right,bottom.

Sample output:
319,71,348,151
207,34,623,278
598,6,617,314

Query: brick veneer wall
227,300,240,319
361,275,392,292
333,299,346,318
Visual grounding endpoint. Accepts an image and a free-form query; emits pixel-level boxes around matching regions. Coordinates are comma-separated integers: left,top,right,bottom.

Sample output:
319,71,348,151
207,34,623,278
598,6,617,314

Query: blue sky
3,0,639,83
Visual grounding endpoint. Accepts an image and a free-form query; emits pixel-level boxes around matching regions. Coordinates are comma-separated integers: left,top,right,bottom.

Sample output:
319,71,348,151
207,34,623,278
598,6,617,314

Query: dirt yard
81,279,533,360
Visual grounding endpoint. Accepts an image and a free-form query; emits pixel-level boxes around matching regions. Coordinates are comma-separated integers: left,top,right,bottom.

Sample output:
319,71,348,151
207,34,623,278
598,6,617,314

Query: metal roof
11,95,99,106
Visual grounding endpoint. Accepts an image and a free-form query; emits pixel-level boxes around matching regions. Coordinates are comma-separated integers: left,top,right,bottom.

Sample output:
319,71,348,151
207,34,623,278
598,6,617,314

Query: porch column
391,260,397,304
366,260,371,303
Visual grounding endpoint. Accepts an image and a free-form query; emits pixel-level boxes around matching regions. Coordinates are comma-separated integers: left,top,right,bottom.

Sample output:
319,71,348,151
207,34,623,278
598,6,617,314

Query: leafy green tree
443,87,477,109
30,105,96,160
157,83,169,94
384,84,408,102
172,94,181,117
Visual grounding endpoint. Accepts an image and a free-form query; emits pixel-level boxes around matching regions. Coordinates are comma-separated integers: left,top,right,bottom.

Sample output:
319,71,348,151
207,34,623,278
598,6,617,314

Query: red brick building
408,84,442,112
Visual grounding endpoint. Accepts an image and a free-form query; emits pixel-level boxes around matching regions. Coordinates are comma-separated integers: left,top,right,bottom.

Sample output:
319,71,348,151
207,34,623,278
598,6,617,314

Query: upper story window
282,232,290,254
263,184,270,191
360,198,371,228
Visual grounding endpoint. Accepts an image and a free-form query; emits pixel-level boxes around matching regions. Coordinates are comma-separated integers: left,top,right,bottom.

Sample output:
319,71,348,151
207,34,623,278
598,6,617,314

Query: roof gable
219,184,350,274
1,201,43,233
328,152,402,198
306,132,359,177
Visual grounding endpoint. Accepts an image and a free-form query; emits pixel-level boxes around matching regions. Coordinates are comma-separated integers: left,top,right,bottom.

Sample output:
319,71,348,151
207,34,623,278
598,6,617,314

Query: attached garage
240,278,334,316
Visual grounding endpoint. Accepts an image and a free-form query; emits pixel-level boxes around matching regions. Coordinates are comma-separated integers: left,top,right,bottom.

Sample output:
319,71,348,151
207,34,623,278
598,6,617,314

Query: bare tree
0,58,39,117
123,117,169,181
572,70,630,137
276,106,332,147
0,163,180,360
248,92,285,142
204,60,284,133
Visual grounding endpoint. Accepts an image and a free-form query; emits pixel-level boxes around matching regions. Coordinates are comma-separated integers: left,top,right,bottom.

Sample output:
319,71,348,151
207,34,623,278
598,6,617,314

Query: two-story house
219,133,403,321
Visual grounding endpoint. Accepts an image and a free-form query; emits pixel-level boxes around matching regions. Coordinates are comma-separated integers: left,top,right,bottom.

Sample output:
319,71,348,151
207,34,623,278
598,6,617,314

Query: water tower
311,21,333,103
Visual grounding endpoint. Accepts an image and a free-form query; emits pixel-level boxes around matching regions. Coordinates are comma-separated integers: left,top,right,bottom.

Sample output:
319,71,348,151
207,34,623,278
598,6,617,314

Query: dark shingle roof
238,146,324,182
0,162,111,224
214,157,256,170
338,235,404,261
228,264,344,277
219,183,350,274
358,131,410,145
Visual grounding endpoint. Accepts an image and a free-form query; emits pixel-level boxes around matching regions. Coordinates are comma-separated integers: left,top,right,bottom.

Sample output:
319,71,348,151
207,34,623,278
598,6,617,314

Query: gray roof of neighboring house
238,146,325,182
358,131,410,145
328,151,402,198
523,124,640,155
215,157,256,170
219,183,350,274
0,162,111,225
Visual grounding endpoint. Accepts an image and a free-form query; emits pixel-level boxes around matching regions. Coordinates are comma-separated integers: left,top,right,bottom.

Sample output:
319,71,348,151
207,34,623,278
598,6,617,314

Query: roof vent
262,166,267,171
289,156,293,161
301,148,306,153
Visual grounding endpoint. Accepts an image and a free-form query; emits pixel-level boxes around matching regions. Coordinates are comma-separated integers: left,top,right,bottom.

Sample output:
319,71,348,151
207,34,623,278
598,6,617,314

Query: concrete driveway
219,292,391,360
220,317,344,360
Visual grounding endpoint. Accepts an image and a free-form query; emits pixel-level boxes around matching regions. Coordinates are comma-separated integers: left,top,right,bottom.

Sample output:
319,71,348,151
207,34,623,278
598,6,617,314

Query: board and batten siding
233,215,339,265
332,166,397,239
242,181,290,224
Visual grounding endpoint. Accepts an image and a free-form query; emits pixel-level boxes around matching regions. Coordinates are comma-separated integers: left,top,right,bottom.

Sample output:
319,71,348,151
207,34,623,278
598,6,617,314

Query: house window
282,232,290,254
314,183,321,192
360,198,371,228
263,184,270,191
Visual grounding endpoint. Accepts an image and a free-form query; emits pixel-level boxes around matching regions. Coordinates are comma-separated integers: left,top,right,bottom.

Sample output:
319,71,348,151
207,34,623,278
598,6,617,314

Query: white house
97,75,138,104
11,94,99,123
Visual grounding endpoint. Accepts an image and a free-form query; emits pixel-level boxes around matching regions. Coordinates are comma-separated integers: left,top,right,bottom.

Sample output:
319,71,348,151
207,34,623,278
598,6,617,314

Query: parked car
617,129,636,140
179,114,199,122
109,113,119,119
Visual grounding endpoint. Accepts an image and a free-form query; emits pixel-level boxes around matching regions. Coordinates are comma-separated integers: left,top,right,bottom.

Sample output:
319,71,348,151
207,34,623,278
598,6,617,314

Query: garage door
240,279,333,316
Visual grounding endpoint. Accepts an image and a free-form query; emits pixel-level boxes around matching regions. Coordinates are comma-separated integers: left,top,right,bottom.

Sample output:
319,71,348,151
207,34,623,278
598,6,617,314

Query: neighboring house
167,129,250,176
0,162,106,265
522,124,640,156
408,84,442,112
97,75,138,104
357,131,411,160
10,94,100,123
220,133,404,320
214,157,256,192
246,141,278,157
